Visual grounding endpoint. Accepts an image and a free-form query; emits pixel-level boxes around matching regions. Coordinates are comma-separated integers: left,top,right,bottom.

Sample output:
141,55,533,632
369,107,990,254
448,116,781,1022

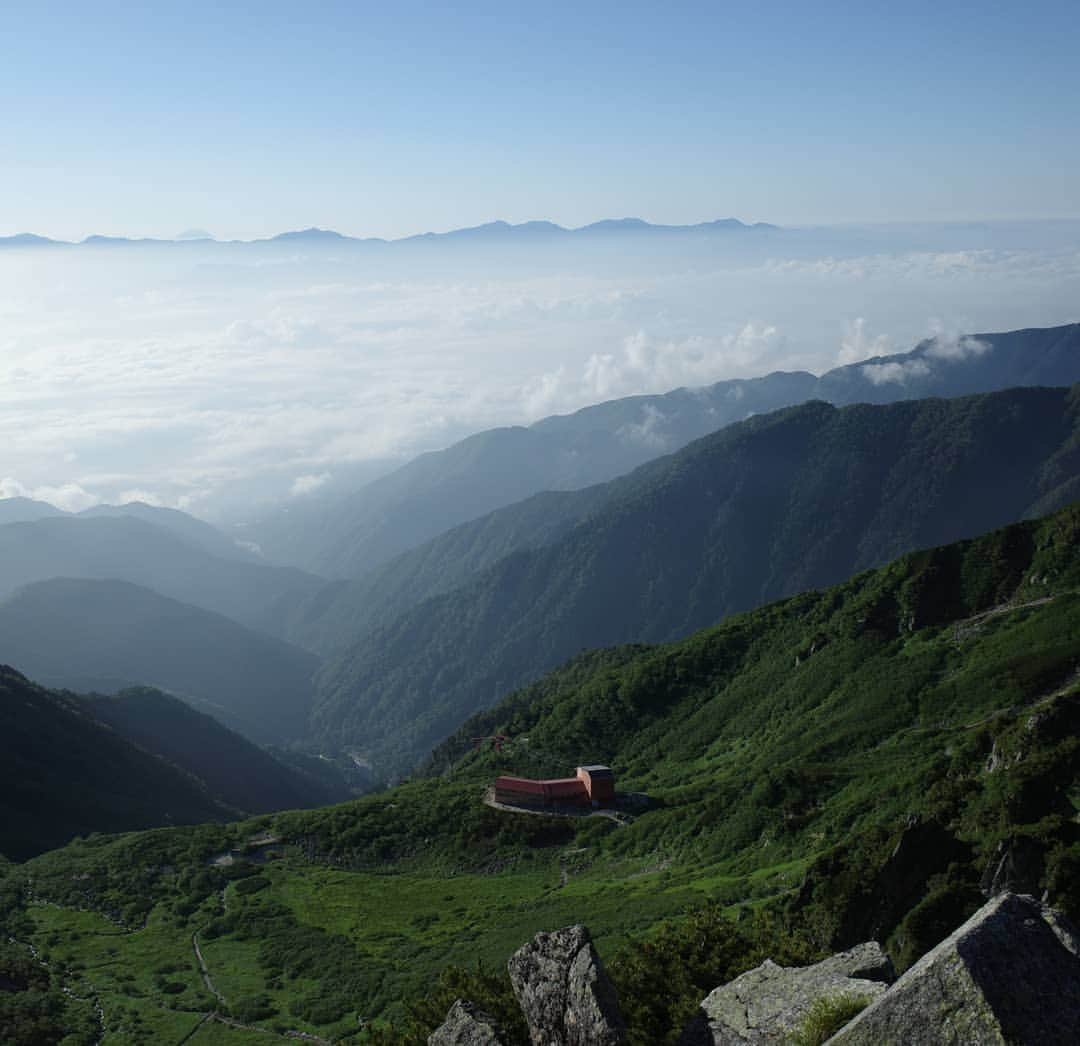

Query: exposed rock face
679,941,894,1045
827,893,1080,1045
507,924,626,1046
980,836,1044,898
428,999,504,1046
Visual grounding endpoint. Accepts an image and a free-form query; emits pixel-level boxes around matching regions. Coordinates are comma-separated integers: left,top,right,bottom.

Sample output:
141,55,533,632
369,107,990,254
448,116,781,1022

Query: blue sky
3,1,1079,239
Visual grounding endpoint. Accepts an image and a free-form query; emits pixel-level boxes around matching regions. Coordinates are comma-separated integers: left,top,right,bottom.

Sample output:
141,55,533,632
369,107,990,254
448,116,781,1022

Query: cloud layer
1,234,1077,519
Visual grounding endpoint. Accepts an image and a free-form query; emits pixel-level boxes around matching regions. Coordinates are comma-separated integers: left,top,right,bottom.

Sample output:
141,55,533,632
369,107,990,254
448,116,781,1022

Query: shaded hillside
0,667,229,861
82,688,348,812
0,515,325,639
77,501,259,562
313,385,1080,776
0,497,65,525
8,506,1080,1042
0,578,319,744
289,482,617,656
257,323,1080,577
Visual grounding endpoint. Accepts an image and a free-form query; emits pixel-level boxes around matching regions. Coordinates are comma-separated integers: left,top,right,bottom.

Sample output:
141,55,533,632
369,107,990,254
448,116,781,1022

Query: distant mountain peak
0,232,63,247
175,228,214,241
270,227,349,242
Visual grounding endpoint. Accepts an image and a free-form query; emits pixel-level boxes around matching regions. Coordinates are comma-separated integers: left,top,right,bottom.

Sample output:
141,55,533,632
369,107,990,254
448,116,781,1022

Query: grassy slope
5,504,1079,1043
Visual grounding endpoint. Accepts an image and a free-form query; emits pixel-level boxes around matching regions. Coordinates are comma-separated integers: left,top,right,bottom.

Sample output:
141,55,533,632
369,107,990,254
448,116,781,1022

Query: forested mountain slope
0,667,230,861
7,505,1079,1043
313,385,1080,776
258,323,1080,578
0,578,320,743
288,324,1080,656
82,689,347,813
0,668,342,862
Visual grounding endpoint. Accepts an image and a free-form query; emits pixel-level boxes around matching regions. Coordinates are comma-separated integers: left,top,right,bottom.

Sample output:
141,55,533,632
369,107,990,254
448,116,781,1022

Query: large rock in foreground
827,893,1080,1044
507,924,626,1046
428,999,505,1045
680,941,894,1045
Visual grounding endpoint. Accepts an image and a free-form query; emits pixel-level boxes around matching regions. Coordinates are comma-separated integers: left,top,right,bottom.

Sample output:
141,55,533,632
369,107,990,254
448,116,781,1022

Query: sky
3,1,1079,240
1,2,1078,522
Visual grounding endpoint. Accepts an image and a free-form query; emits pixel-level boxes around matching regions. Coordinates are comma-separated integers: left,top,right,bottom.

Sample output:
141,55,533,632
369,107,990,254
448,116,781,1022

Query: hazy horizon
3,3,1079,521
2,219,1078,521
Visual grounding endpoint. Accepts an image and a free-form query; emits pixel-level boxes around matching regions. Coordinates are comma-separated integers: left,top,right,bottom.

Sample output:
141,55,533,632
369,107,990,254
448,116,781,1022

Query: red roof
495,776,587,799
496,776,545,795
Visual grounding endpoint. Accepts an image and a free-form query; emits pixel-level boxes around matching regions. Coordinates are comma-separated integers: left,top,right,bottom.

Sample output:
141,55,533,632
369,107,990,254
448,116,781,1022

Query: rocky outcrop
827,893,1080,1044
679,941,893,1045
980,837,1045,898
428,999,505,1046
507,924,626,1046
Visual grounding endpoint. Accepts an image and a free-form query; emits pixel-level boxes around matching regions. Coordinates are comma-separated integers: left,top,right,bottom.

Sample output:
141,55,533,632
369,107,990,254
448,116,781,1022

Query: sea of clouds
1,227,1078,519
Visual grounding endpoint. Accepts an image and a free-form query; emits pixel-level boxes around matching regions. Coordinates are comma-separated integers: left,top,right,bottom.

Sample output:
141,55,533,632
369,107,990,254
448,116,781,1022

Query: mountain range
252,323,1080,578
1,324,1077,774
310,383,1080,776
0,514,324,639
0,217,777,249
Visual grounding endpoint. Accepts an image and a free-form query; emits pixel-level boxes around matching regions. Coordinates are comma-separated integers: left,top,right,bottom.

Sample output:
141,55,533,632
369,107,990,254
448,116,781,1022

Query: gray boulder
428,999,504,1046
507,924,626,1046
679,941,894,1045
827,893,1080,1044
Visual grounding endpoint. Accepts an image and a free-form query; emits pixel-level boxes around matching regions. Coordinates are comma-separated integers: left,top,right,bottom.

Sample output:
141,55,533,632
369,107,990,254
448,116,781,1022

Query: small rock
826,893,1080,1045
507,924,626,1046
679,941,894,1044
428,999,504,1046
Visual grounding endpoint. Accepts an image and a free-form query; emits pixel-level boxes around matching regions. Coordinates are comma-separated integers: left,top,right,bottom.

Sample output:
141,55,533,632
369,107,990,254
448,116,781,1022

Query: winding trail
191,929,225,1006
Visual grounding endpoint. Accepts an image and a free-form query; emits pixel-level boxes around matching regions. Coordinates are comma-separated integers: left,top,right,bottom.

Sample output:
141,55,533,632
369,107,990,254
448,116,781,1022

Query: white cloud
617,404,671,450
116,489,165,506
925,334,991,361
836,318,892,366
860,359,933,386
290,472,332,497
0,476,99,512
525,323,786,418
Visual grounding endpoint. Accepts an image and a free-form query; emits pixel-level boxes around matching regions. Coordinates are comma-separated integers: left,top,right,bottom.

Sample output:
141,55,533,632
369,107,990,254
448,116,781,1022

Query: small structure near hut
494,765,616,811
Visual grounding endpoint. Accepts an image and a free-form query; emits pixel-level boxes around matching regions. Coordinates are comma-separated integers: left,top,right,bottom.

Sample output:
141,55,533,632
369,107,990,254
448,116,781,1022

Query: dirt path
953,595,1055,641
191,929,225,1006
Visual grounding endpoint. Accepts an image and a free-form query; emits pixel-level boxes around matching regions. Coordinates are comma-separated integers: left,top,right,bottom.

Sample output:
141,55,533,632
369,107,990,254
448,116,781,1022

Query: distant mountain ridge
0,216,775,248
0,514,325,640
258,322,1080,581
0,577,320,744
310,383,1080,777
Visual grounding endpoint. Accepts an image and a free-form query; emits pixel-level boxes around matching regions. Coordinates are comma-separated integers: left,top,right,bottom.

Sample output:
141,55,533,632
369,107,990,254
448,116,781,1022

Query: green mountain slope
0,577,319,744
286,323,1080,658
313,385,1080,776
256,322,1080,578
6,505,1079,1042
0,667,344,862
0,515,325,640
0,667,230,861
82,688,348,813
